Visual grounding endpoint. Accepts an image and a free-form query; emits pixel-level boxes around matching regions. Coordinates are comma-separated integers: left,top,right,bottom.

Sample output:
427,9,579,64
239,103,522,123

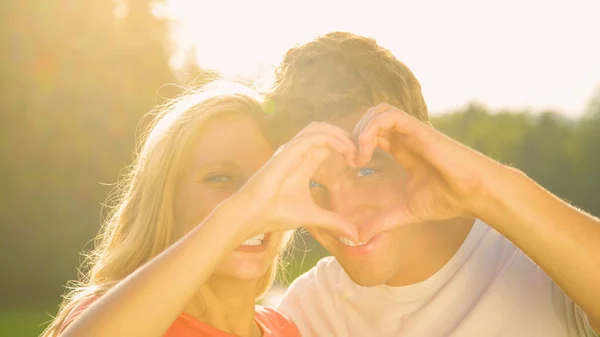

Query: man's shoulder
305,256,342,278
277,256,347,335
286,256,342,292
279,256,346,306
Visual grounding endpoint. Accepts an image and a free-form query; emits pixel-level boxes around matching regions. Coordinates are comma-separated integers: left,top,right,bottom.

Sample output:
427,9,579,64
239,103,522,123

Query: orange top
165,307,300,337
61,301,300,337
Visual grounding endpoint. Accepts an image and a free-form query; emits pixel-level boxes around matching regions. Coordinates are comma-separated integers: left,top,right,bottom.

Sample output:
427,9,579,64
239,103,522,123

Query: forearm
61,196,256,337
475,164,600,325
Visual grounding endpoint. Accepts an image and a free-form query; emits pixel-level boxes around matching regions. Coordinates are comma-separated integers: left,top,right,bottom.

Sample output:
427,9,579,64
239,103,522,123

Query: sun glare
163,0,600,116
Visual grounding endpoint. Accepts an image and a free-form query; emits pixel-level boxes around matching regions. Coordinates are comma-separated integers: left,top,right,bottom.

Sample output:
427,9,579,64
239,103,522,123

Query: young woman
42,81,358,337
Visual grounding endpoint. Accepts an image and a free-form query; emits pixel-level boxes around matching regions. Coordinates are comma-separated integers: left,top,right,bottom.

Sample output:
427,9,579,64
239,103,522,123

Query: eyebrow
193,160,241,173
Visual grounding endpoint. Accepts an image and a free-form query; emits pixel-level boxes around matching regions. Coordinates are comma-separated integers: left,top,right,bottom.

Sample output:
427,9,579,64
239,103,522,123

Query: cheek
359,176,407,208
174,186,237,237
310,189,328,209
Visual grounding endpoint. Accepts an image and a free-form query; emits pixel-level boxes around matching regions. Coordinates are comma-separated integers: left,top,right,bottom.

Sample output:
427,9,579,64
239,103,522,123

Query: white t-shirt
278,219,598,336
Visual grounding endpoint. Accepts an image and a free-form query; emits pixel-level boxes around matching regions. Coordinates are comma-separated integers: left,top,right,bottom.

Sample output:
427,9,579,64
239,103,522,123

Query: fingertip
358,224,374,243
336,220,359,243
346,229,360,244
357,127,371,143
357,146,374,166
354,154,367,167
344,152,356,166
348,139,357,151
330,139,347,154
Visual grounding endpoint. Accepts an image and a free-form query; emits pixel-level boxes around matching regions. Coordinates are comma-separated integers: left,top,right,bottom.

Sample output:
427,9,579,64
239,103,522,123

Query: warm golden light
164,0,600,116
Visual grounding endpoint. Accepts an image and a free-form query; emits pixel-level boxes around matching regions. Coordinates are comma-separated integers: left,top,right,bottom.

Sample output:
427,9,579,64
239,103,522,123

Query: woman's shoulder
59,294,100,333
254,305,301,337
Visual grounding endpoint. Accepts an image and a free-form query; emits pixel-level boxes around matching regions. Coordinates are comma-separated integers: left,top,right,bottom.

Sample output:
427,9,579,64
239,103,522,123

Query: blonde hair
42,81,289,336
266,31,429,143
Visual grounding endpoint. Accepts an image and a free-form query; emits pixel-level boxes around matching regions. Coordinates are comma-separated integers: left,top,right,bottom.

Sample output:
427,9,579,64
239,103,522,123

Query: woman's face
173,112,287,282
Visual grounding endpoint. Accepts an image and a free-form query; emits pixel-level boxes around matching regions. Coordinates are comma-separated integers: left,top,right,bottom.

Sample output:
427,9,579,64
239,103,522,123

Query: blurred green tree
0,0,176,306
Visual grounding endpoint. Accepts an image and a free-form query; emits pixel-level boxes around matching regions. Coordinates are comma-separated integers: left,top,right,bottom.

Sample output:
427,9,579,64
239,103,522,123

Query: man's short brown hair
266,31,428,143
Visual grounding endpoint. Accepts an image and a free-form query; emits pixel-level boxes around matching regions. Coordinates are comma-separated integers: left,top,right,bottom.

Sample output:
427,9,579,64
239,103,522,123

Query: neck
184,276,261,337
387,217,475,286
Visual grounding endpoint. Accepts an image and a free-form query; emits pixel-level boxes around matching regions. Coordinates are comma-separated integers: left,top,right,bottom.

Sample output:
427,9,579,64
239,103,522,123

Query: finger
377,134,391,152
297,133,356,164
303,209,359,243
352,103,395,139
262,123,357,189
268,203,358,242
354,109,396,165
268,132,352,182
355,126,379,167
298,122,357,161
296,133,351,155
358,204,417,242
376,130,421,171
291,132,353,162
355,109,416,165
297,122,355,146
352,107,376,140
291,142,342,179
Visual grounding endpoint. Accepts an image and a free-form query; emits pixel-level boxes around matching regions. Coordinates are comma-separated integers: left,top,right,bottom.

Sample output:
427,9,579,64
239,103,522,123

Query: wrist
216,192,268,240
470,162,525,225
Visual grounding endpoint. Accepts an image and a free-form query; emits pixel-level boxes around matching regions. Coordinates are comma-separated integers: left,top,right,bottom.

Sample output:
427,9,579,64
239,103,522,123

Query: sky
160,0,600,117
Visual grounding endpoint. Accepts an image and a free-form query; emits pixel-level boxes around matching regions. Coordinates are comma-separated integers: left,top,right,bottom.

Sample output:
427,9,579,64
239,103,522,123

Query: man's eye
356,167,377,177
309,180,324,188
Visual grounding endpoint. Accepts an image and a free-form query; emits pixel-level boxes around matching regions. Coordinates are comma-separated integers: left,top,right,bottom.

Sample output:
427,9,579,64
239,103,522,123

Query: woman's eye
204,174,232,183
309,180,324,188
356,167,377,178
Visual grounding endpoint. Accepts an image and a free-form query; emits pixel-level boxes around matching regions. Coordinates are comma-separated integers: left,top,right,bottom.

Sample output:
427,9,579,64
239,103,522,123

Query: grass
0,306,54,337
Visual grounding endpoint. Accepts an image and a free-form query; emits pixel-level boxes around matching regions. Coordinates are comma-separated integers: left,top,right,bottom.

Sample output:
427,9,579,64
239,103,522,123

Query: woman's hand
236,122,360,242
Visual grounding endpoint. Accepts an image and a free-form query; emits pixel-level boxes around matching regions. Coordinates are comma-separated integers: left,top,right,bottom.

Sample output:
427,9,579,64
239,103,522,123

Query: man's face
307,113,438,286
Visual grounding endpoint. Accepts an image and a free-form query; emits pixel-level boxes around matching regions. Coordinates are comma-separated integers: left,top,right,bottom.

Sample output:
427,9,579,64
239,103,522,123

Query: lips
334,234,382,257
337,237,367,247
241,233,265,246
236,233,271,253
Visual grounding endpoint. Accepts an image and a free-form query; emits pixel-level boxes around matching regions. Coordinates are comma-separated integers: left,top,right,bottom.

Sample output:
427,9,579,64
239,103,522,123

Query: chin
337,259,393,287
311,229,400,287
226,268,269,281
215,232,286,281
217,252,272,281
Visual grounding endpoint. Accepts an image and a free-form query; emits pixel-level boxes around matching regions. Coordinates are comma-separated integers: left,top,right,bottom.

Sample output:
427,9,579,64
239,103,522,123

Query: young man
266,32,600,336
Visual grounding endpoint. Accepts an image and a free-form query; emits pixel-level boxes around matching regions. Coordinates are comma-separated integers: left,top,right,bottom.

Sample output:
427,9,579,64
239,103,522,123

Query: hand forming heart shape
236,103,497,245
350,103,498,242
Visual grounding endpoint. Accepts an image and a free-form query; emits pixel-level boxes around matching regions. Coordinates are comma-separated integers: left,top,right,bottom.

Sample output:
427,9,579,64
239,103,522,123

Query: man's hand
353,103,600,331
353,103,501,241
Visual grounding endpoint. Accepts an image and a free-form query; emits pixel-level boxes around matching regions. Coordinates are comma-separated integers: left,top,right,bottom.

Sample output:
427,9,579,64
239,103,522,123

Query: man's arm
353,103,600,331
476,164,600,331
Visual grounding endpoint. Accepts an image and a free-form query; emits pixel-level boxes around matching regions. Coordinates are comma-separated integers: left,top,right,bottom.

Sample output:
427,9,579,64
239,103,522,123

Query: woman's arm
60,197,259,337
60,123,358,337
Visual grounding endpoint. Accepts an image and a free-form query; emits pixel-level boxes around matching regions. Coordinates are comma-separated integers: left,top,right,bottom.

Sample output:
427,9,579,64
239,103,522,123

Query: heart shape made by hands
342,103,492,243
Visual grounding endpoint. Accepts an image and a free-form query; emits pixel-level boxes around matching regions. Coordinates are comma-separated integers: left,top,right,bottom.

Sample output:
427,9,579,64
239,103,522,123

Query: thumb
304,208,359,243
359,205,416,242
295,146,332,179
